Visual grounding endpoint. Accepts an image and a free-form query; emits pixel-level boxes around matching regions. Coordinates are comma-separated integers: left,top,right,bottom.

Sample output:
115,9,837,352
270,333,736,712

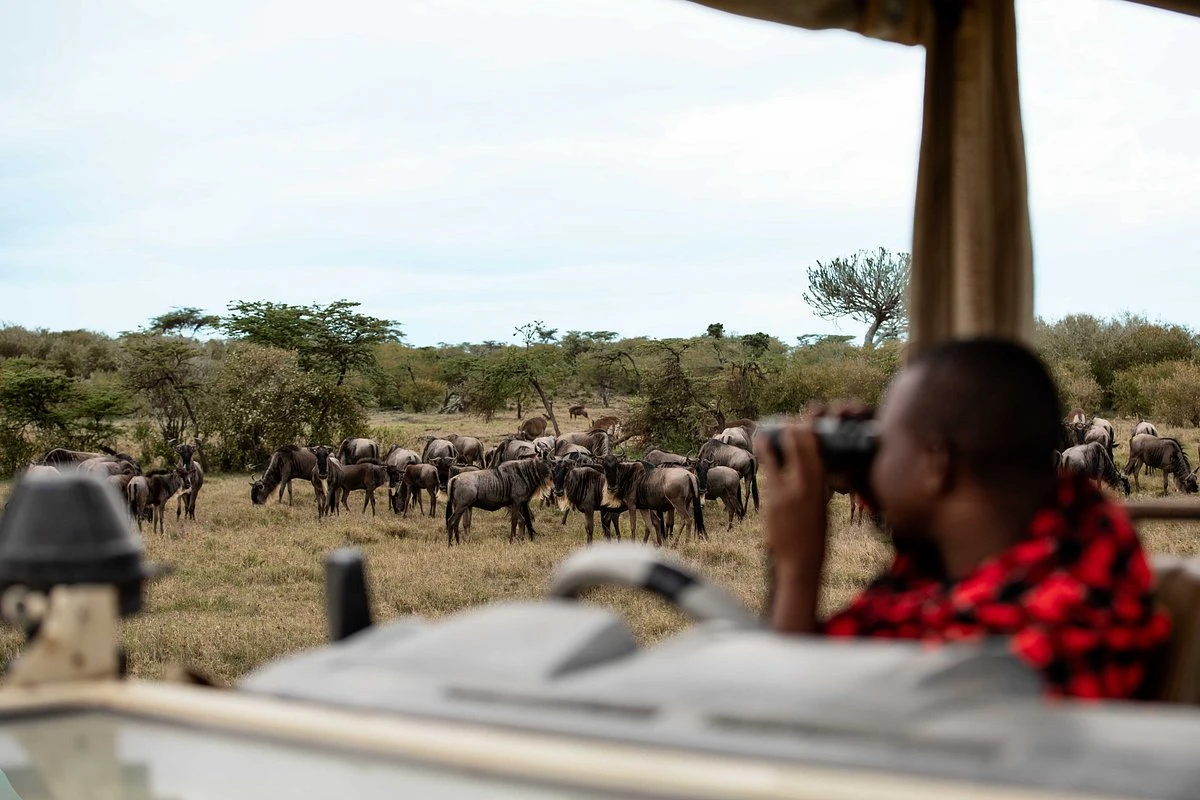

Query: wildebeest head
551,457,572,496
695,459,712,494
313,445,332,477
432,456,456,492
249,475,268,505
601,454,622,494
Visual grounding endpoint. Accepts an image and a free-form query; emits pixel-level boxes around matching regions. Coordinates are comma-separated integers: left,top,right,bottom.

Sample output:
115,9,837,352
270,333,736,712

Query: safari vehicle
2,1,1200,798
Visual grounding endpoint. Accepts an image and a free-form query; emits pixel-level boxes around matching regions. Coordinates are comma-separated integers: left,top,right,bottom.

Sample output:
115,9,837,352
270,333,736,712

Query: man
757,338,1169,700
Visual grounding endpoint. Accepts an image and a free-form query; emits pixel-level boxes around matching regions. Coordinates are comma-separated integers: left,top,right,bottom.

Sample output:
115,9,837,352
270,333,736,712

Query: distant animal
128,467,191,534
397,463,440,517
551,459,626,544
643,449,692,467
383,445,421,511
568,404,589,421
446,434,484,468
1084,417,1119,462
338,437,380,465
600,456,706,546
175,442,204,521
592,416,621,436
487,437,537,467
518,415,551,440
1133,420,1160,438
1060,443,1130,496
310,446,343,519
697,438,760,512
1060,409,1089,448
1123,434,1199,496
555,429,611,458
421,437,459,464
444,458,554,545
334,460,390,516
251,445,317,505
695,460,744,531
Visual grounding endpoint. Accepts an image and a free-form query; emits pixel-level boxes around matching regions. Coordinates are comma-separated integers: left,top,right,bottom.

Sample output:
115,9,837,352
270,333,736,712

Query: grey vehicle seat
1151,555,1200,703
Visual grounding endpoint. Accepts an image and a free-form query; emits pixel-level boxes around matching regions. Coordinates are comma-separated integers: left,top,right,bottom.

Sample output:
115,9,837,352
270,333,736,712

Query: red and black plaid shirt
823,473,1171,700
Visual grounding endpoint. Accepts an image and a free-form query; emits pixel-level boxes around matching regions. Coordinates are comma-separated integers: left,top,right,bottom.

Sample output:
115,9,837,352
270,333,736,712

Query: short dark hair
905,338,1062,485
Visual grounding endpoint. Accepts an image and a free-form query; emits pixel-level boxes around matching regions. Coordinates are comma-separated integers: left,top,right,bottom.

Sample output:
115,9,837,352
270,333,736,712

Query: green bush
1148,362,1200,427
1049,358,1104,413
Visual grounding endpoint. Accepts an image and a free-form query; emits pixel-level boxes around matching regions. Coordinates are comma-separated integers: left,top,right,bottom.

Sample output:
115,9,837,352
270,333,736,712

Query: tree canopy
803,247,910,348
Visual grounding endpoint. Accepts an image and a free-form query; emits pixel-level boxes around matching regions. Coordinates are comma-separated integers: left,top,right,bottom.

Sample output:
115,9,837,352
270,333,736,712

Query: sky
0,0,1197,346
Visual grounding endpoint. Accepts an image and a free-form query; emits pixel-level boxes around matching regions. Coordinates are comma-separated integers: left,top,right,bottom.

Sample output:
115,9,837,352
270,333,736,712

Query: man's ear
920,440,953,497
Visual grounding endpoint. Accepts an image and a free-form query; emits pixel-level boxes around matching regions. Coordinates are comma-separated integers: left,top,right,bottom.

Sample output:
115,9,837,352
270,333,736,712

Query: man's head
870,338,1062,543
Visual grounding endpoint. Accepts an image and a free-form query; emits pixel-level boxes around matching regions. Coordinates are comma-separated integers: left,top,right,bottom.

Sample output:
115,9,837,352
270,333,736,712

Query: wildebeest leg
561,507,570,526
640,510,659,546
584,510,595,544
723,496,737,530
286,479,294,506
429,488,437,518
1163,469,1170,496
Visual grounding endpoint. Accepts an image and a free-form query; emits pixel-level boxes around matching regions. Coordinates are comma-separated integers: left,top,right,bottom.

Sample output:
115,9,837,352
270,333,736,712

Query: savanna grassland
1,413,1199,686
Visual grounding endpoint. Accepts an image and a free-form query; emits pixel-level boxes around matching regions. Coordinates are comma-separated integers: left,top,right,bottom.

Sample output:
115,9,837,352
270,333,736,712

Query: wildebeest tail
735,481,745,518
99,445,118,456
750,456,760,509
692,481,706,538
445,477,456,523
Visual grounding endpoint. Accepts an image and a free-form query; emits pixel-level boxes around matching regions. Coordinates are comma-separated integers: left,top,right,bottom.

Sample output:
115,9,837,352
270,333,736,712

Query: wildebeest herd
15,407,1200,546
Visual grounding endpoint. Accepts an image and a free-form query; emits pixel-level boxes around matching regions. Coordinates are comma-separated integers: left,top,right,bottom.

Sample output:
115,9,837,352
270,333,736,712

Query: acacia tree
119,334,210,454
147,307,220,338
803,247,910,348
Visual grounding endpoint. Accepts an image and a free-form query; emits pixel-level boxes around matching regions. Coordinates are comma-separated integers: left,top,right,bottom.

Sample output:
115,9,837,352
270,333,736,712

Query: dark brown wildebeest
396,463,440,517
517,415,551,440
643,449,692,467
601,456,706,546
695,460,744,531
338,437,380,465
568,404,589,421
1061,409,1089,448
555,429,611,458
333,460,389,516
446,434,484,468
1133,420,1160,438
1060,443,1130,496
310,446,343,519
175,442,204,522
444,458,554,545
1084,417,1118,462
421,437,459,464
488,436,537,467
128,467,191,534
551,459,626,544
1123,434,1199,495
251,445,317,505
384,445,421,511
697,438,759,512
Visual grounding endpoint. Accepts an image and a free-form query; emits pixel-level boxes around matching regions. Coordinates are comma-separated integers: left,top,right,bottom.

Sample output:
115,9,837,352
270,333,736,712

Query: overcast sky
1,0,1197,345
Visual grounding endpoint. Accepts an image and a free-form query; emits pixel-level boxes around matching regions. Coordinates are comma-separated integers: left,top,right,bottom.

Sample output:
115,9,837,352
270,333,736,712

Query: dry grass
0,413,1197,686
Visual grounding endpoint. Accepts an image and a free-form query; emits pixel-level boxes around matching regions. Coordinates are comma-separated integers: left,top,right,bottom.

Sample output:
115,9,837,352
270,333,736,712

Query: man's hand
755,421,829,634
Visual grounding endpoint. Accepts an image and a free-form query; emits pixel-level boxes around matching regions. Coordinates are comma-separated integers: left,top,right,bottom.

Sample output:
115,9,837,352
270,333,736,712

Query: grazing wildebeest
444,458,554,545
551,459,626,544
696,438,760,512
1123,434,1199,495
310,445,343,519
338,437,380,465
334,460,390,516
643,449,692,467
1084,417,1119,462
175,442,204,521
1133,420,1160,438
518,415,551,440
716,427,754,452
555,429,611,458
601,456,706,546
1060,443,1130,496
695,460,744,531
488,437,537,466
568,404,589,421
128,467,191,534
444,434,484,467
421,437,459,464
251,445,317,505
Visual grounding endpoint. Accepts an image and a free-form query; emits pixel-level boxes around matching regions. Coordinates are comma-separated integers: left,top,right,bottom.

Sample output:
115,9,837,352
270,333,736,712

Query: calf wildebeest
696,438,760,512
338,437,380,465
310,445,343,519
1133,420,1160,438
643,449,692,467
445,434,484,468
251,445,317,505
1123,434,1199,495
551,459,626,544
601,456,706,546
334,460,390,516
1060,443,1130,496
128,467,191,534
568,404,589,421
488,436,537,466
1084,417,1119,462
396,463,440,517
555,429,611,458
695,460,744,531
175,442,204,521
421,437,459,464
518,415,551,440
444,458,554,545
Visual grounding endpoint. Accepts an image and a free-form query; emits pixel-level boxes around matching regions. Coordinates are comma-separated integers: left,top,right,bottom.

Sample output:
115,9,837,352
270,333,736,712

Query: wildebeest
78,457,137,478
1060,443,1130,496
601,456,706,546
1060,409,1089,448
488,436,537,466
396,463,440,517
41,447,141,474
175,442,204,521
695,460,744,531
1123,434,1199,495
445,434,484,468
251,445,317,505
643,449,692,467
568,404,589,421
716,427,754,452
444,458,554,545
555,429,611,458
383,445,421,511
1084,417,1119,462
128,467,191,534
592,416,621,436
696,438,760,512
334,460,390,516
518,415,551,440
551,459,626,544
1133,420,1160,438
421,437,459,464
337,437,379,465
726,418,758,436
310,445,343,519
105,472,134,501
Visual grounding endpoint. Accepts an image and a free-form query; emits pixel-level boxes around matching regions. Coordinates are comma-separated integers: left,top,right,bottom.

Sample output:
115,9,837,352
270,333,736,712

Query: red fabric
823,473,1170,700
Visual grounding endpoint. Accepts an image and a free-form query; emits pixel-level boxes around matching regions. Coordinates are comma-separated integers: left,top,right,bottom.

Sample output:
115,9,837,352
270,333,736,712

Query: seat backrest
1151,554,1200,703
